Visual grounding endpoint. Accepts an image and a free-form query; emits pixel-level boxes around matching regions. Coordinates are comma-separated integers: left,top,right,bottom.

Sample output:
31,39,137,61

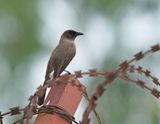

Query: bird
38,29,83,105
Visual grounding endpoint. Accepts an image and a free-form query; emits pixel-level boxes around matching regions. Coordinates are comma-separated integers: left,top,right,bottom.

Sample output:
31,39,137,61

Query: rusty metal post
34,75,84,124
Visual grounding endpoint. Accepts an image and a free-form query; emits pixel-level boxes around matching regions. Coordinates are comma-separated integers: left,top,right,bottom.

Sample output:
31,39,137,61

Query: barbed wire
0,44,160,124
80,44,160,124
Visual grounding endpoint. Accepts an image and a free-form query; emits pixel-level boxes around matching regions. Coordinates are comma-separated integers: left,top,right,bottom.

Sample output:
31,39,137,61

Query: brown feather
37,29,82,106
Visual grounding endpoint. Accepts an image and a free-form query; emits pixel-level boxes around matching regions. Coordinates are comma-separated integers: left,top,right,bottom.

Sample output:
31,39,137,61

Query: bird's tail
37,80,48,106
37,88,46,106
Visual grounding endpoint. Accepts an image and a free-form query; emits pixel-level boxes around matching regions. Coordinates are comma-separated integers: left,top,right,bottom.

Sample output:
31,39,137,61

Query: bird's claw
64,70,71,74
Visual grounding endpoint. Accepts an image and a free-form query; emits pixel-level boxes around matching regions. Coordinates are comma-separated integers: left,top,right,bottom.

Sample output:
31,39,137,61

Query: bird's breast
57,42,76,58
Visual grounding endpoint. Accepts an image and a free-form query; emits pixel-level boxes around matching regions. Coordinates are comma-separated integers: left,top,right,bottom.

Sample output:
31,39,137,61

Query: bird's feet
64,70,71,75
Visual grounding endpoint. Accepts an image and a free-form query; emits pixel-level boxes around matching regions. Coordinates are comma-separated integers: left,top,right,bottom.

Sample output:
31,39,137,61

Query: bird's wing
53,56,73,78
45,43,76,80
53,45,76,78
44,46,60,80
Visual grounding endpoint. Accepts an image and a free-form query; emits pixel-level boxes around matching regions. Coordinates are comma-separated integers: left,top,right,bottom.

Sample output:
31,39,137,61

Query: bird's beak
77,32,84,36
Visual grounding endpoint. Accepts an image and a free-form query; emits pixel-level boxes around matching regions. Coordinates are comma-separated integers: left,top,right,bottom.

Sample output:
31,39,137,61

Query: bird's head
60,29,83,41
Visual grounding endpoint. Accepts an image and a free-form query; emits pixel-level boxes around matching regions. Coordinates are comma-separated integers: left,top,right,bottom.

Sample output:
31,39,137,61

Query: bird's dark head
61,29,83,40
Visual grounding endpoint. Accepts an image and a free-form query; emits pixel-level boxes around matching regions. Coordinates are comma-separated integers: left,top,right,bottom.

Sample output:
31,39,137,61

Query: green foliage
0,1,42,122
0,0,42,67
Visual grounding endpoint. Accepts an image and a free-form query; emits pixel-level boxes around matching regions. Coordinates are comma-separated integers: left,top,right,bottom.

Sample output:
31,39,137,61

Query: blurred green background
0,0,160,123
